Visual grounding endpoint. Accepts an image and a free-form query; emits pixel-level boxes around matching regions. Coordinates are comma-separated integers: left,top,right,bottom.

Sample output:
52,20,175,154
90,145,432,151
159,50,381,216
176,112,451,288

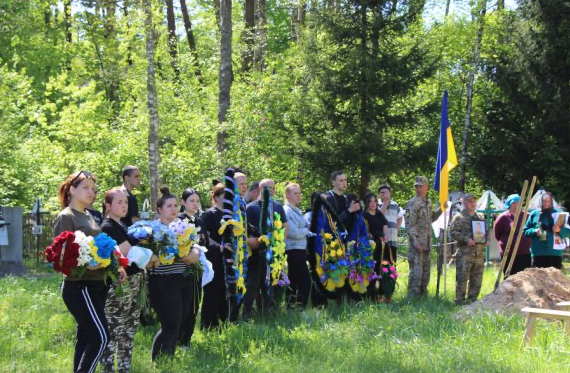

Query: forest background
1,0,569,212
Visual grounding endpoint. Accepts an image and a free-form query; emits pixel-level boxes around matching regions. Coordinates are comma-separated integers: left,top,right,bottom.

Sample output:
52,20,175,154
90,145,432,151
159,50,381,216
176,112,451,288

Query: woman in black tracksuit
54,171,126,373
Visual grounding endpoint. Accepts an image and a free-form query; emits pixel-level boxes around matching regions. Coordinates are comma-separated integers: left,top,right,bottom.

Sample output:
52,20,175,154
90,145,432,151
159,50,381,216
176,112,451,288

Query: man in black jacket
326,170,361,227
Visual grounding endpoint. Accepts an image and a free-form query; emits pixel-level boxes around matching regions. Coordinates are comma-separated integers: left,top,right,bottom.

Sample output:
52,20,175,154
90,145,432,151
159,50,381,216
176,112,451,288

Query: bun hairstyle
156,186,176,211
210,183,225,205
58,171,96,208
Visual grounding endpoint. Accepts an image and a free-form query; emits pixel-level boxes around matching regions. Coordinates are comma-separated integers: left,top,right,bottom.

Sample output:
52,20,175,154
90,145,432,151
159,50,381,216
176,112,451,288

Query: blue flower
93,233,117,259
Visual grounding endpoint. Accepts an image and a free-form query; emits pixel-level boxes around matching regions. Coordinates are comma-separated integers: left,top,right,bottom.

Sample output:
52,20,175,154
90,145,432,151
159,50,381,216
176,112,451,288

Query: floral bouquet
377,260,398,297
128,220,178,265
45,231,128,282
169,218,212,282
258,212,289,287
315,231,349,291
347,237,376,294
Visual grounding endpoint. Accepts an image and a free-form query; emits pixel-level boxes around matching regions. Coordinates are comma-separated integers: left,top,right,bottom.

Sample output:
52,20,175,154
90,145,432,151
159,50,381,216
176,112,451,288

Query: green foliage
471,1,570,207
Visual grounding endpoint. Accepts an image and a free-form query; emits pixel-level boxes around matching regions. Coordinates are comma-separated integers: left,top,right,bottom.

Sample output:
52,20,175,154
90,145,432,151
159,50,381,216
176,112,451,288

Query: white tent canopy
476,190,506,212
528,189,562,210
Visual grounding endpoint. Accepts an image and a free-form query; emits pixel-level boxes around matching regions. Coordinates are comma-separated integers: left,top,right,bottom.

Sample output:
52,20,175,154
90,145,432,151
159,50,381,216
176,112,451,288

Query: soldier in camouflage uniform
449,193,486,306
101,272,144,373
405,176,441,298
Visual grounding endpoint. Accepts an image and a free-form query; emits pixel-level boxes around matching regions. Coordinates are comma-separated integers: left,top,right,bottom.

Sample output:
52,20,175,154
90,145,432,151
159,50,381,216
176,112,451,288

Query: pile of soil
461,267,570,315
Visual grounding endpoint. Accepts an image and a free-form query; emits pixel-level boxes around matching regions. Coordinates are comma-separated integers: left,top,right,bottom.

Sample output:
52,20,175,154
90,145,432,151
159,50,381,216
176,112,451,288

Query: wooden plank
522,314,536,347
520,307,570,321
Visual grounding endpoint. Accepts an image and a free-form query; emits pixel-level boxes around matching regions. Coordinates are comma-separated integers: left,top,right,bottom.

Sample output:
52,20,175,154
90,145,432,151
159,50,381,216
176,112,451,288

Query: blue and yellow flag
434,91,457,211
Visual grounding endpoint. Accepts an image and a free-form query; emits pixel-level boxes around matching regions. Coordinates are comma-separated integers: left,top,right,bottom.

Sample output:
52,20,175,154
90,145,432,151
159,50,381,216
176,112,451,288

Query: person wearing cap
449,193,487,305
404,176,441,299
493,194,532,276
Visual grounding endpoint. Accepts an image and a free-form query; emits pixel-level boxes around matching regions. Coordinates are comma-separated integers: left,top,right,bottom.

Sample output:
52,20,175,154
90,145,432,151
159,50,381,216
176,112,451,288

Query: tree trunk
103,0,116,39
165,0,181,83
299,0,306,25
143,0,161,209
254,0,267,71
241,0,255,72
217,0,233,157
445,0,451,16
179,0,203,82
65,0,72,43
214,0,221,31
459,0,487,192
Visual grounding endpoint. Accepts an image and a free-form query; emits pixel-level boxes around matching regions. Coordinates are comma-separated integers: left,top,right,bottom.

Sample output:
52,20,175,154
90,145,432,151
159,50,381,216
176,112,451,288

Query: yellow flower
331,240,338,248
316,266,324,277
159,254,175,265
258,235,270,245
330,250,336,257
336,249,343,257
324,233,333,240
237,277,245,289
275,219,283,230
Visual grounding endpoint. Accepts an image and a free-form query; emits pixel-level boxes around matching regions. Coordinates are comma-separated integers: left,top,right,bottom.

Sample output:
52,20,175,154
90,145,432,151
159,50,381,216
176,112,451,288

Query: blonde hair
284,182,300,199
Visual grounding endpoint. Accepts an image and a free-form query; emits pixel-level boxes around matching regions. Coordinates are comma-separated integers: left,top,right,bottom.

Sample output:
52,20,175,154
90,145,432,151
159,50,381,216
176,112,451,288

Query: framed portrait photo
472,221,487,244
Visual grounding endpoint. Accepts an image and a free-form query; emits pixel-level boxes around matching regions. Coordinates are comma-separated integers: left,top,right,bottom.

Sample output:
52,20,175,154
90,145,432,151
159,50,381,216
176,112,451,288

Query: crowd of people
51,166,568,372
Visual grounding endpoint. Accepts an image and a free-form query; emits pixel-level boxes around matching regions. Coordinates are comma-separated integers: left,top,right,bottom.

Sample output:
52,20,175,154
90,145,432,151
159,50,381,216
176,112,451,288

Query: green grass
1,261,570,372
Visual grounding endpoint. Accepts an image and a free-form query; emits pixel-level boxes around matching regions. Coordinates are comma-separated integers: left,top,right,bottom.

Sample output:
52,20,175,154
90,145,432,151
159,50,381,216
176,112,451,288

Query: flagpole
443,204,447,296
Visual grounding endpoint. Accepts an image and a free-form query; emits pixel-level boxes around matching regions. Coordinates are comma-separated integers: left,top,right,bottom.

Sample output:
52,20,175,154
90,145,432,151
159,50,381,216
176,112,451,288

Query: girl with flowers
363,193,396,303
100,188,156,373
147,187,200,360
198,183,230,329
53,171,127,373
177,187,205,345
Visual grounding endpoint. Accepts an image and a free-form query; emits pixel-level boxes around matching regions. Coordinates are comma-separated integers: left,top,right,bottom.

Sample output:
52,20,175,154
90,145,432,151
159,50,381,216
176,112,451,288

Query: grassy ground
1,260,570,373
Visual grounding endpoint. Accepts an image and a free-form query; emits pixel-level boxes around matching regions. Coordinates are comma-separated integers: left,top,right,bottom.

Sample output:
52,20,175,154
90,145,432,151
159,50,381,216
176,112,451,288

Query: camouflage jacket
449,210,486,250
405,196,441,249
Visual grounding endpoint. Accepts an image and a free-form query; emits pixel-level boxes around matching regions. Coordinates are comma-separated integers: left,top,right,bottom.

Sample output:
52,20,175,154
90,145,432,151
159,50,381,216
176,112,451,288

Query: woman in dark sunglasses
53,171,126,373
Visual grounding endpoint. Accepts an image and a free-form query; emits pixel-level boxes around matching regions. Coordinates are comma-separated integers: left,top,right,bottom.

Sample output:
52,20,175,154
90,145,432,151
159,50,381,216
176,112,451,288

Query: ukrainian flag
434,91,457,211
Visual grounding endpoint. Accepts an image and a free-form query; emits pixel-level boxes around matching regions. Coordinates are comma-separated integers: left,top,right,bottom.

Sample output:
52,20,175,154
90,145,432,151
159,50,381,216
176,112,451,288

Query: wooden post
494,181,528,290
506,176,537,277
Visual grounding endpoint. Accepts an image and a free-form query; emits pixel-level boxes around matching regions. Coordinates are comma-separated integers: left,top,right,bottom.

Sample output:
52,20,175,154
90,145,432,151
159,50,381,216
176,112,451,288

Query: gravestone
0,206,26,276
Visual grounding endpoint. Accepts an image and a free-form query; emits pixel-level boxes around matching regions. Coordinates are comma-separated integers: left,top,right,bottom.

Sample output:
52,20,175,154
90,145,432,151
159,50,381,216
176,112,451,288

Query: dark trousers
242,250,272,319
148,274,193,360
285,249,311,309
178,272,202,346
62,280,110,373
532,255,563,270
502,253,531,277
200,275,228,330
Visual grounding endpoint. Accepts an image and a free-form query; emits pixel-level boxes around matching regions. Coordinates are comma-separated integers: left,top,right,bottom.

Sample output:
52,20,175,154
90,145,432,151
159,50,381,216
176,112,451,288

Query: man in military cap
449,193,486,305
405,176,441,298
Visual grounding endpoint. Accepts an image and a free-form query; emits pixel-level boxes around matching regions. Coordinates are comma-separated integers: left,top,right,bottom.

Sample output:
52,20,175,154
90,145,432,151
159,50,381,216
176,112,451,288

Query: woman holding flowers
53,171,126,373
198,183,229,329
147,187,200,360
100,188,155,373
177,187,205,346
363,193,396,303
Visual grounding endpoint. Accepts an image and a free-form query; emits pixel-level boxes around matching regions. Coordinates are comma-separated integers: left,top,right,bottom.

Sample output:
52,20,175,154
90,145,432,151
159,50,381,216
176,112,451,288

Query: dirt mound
461,267,570,316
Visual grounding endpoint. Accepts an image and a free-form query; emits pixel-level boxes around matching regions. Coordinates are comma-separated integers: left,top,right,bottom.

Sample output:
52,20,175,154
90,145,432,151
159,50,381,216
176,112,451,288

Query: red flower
45,231,80,276
114,250,129,270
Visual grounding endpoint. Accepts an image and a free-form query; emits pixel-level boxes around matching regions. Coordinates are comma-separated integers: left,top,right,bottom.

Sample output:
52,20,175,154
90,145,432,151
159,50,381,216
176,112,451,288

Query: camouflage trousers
101,273,144,373
407,246,431,298
455,246,485,305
